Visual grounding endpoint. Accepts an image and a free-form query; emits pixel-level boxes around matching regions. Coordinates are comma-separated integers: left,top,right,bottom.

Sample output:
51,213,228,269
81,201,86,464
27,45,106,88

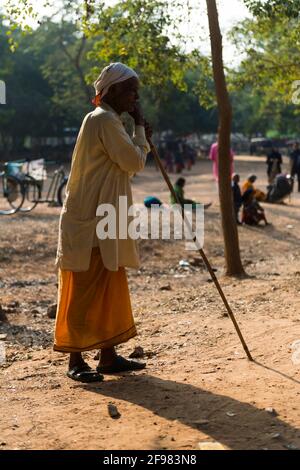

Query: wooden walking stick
148,139,253,361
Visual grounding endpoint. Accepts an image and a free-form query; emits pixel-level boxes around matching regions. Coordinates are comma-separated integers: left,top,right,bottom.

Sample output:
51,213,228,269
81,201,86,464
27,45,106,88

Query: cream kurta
56,103,150,272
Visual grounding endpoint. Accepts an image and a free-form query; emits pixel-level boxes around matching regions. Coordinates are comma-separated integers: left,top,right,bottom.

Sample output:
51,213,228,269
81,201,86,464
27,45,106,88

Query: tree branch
58,32,91,102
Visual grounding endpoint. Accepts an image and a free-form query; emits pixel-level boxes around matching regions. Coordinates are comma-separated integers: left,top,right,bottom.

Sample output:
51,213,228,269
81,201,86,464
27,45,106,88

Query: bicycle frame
2,159,68,209
43,166,66,203
23,160,66,204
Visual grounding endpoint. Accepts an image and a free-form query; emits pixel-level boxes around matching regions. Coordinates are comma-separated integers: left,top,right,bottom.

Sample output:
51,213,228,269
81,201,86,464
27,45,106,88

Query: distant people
174,139,185,174
289,142,300,192
170,177,211,210
164,145,174,173
242,174,266,202
147,149,158,172
266,174,293,204
209,136,234,182
266,147,282,184
231,174,243,224
183,143,196,171
175,154,185,173
250,142,257,156
242,189,269,226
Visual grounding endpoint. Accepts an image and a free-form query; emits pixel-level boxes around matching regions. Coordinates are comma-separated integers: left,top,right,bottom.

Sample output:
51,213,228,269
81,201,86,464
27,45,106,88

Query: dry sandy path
0,156,299,450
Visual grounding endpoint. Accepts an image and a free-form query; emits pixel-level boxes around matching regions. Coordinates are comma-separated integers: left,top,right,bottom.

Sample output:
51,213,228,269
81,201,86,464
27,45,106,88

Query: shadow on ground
83,373,300,450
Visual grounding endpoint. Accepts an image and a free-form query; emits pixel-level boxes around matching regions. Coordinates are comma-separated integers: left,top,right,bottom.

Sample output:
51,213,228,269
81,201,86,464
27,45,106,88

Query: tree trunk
206,0,245,276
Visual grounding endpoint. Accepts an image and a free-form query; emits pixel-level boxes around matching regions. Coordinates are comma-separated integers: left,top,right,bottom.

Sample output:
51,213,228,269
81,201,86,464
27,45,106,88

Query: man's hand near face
128,102,145,126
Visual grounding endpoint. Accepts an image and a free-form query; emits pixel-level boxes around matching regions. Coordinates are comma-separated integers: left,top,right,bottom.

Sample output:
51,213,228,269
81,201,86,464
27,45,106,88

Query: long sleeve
98,114,150,173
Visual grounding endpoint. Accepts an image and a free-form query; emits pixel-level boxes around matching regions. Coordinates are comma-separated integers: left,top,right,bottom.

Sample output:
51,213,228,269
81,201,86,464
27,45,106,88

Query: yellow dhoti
54,247,136,353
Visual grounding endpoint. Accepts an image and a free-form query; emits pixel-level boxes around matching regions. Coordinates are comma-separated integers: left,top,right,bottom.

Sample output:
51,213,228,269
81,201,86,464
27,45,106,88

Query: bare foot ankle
99,347,117,367
69,352,86,370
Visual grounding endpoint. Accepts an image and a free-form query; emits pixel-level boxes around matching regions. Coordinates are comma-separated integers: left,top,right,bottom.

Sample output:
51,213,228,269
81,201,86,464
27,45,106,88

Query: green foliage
230,15,300,100
30,21,93,121
0,21,56,155
229,7,300,136
3,0,300,145
85,0,191,92
0,13,218,157
244,0,300,18
231,86,299,137
141,67,218,134
234,0,300,124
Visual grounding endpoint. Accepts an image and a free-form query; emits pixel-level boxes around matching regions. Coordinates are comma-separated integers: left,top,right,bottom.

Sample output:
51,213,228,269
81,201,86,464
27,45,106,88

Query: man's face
113,77,140,113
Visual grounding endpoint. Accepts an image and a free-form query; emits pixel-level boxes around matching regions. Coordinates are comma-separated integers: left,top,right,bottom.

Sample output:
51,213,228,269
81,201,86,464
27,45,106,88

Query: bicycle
0,162,24,215
19,158,68,212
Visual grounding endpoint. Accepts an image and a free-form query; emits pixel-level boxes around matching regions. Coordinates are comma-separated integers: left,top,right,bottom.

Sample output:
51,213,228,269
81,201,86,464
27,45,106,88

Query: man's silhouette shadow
82,374,300,450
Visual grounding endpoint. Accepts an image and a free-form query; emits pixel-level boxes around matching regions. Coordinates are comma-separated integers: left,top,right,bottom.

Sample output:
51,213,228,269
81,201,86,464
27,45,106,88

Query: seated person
170,177,211,210
242,174,266,202
242,189,268,226
266,174,293,204
232,173,243,224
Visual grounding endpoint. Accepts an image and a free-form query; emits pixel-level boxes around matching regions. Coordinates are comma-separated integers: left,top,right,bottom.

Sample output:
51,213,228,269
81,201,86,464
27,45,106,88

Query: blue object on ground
144,196,163,208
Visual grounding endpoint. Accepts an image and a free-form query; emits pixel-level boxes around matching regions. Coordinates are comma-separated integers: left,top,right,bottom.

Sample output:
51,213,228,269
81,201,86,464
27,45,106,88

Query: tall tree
206,0,245,276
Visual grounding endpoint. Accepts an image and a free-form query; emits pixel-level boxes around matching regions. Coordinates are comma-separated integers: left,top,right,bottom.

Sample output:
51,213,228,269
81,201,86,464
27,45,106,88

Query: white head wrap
93,62,138,99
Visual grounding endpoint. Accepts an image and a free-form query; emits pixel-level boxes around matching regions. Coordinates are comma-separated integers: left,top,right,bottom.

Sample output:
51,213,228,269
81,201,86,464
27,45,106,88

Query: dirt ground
0,155,300,450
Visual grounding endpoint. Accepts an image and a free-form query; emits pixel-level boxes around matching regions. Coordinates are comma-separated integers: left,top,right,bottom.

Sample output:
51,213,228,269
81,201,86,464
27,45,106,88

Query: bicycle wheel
19,175,41,212
0,175,24,215
57,178,68,206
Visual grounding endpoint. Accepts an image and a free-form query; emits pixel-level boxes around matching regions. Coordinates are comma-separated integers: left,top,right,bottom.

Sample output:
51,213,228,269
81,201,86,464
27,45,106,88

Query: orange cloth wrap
54,248,136,353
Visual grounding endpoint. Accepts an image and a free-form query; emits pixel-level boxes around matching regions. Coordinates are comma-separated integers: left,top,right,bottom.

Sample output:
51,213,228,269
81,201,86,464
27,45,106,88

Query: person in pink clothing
209,140,234,182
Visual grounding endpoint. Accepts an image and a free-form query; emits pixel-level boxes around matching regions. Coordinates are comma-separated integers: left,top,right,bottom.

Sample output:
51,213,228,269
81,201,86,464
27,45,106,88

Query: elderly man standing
54,63,151,382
